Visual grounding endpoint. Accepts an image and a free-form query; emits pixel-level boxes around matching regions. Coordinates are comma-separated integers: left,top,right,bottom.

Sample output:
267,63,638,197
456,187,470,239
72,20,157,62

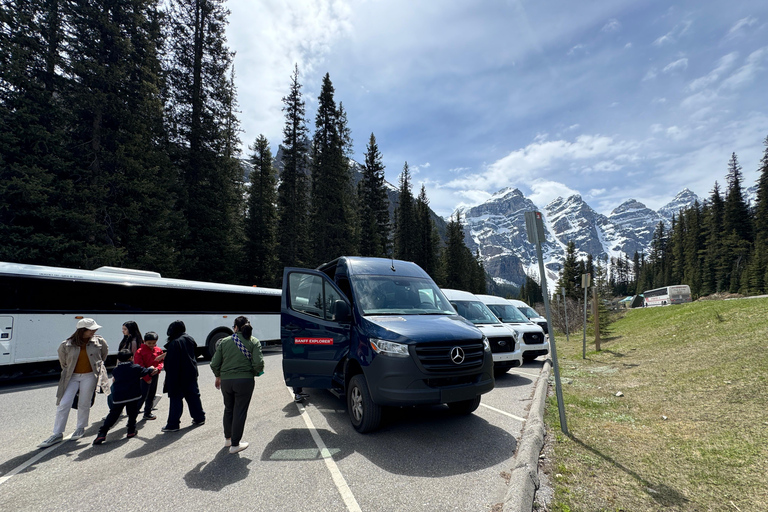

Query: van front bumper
363,352,494,406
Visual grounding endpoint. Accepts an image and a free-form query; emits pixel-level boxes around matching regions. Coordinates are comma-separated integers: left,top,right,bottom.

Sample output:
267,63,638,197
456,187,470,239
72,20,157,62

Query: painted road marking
480,403,526,423
0,434,73,487
290,389,362,512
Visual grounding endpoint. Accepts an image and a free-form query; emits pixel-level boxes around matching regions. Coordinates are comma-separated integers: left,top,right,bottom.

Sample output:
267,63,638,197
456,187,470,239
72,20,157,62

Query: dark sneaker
92,436,106,445
38,433,64,449
161,426,180,432
126,432,137,439
192,419,205,426
142,414,157,420
294,394,305,403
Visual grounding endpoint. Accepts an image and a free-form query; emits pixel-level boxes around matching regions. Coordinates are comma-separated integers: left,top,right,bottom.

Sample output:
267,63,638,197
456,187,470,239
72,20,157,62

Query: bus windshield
352,276,454,315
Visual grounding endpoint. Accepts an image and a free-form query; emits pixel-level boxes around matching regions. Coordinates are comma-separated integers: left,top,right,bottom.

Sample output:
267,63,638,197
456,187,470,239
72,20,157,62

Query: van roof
441,288,478,301
507,299,528,307
474,294,510,305
319,257,430,279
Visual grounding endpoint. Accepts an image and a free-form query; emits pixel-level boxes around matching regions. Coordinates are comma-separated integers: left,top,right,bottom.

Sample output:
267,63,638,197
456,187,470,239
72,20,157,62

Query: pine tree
751,136,768,293
722,153,752,292
393,162,417,261
414,185,439,276
682,204,704,297
309,73,356,265
702,183,726,293
245,135,278,287
165,0,240,282
276,64,310,269
441,212,470,289
557,241,580,299
357,133,390,257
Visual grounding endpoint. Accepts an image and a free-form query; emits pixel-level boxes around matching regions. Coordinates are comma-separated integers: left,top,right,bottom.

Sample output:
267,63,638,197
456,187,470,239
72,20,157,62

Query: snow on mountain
460,188,702,291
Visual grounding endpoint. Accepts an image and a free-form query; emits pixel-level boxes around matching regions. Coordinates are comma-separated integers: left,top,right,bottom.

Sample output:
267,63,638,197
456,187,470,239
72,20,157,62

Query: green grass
544,298,768,512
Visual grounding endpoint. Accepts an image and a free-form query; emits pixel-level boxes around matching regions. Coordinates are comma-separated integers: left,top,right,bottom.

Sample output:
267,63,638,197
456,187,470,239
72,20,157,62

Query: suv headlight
482,335,491,352
370,338,409,357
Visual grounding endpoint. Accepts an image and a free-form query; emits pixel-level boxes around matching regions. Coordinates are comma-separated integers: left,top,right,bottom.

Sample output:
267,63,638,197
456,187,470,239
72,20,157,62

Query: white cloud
725,16,758,39
721,46,768,90
624,42,633,49
529,180,579,210
650,124,664,133
687,52,739,91
652,20,693,46
601,19,621,33
567,44,585,56
643,67,658,81
663,58,688,73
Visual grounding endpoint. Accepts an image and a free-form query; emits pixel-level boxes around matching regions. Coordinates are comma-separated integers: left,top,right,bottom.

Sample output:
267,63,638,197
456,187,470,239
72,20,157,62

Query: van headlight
370,339,409,357
482,335,491,352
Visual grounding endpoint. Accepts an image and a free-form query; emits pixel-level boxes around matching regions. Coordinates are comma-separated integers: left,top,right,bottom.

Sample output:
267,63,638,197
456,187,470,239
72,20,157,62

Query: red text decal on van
295,338,333,345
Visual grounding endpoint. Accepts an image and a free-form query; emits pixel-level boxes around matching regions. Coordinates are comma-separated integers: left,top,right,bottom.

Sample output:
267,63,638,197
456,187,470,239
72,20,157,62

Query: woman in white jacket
38,318,110,448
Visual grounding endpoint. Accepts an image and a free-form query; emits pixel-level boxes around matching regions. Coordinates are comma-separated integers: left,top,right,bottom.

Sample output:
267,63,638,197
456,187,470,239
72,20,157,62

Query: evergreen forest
0,1,486,292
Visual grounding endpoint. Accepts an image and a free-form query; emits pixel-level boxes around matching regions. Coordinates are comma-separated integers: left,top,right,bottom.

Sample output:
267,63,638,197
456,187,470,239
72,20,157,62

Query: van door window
288,272,346,322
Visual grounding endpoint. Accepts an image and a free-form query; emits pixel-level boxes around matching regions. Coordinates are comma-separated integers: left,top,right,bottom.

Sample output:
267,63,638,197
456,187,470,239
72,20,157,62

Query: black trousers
221,378,255,446
139,375,158,416
99,399,141,436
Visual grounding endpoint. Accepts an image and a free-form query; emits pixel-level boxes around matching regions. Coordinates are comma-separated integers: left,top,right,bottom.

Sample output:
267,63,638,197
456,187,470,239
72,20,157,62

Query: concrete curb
503,358,552,512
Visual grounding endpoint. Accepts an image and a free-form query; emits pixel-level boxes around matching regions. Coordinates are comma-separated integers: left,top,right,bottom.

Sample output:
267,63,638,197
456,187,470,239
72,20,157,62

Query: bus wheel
347,374,382,433
447,395,481,414
205,331,229,360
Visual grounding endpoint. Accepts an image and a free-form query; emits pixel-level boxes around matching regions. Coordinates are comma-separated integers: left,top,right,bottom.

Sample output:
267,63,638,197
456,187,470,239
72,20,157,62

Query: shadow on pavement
184,447,251,491
492,373,534,388
265,390,517,477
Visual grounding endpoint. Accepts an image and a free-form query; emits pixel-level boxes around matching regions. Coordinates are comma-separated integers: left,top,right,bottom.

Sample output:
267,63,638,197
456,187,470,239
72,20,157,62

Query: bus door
281,269,351,388
0,316,13,364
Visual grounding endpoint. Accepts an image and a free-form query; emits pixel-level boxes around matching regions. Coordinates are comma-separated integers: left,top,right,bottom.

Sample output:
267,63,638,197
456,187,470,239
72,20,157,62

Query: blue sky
226,0,768,218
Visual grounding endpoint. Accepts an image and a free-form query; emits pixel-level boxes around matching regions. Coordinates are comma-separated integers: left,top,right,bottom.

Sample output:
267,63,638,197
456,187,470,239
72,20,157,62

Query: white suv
475,294,549,363
442,289,522,376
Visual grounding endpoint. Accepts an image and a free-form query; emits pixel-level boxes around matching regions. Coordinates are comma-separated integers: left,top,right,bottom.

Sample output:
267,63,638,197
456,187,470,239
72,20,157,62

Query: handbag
71,389,96,409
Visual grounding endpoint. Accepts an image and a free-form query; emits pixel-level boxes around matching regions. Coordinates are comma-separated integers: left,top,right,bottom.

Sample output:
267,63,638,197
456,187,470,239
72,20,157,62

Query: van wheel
347,374,382,433
447,395,481,414
206,331,229,360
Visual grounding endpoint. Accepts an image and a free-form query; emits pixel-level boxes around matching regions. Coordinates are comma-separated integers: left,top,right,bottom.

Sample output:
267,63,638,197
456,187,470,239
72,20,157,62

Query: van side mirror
332,300,351,322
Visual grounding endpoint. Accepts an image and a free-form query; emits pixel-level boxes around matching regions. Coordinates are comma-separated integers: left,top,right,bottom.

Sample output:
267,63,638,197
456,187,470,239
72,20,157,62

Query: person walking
161,320,205,432
38,318,110,448
210,316,264,454
133,331,164,420
92,349,157,444
108,320,144,409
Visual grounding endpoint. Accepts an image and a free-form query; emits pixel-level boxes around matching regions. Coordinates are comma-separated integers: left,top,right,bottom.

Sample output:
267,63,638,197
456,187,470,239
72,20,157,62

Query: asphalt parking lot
0,348,544,512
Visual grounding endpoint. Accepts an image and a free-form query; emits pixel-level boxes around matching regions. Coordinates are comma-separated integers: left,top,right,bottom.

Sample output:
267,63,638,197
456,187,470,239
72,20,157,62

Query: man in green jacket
210,316,264,454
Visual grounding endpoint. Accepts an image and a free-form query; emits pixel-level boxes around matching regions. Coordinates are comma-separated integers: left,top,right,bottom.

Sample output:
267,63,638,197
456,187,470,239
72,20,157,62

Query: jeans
221,378,255,446
166,380,205,428
139,375,159,416
98,399,141,436
54,372,97,435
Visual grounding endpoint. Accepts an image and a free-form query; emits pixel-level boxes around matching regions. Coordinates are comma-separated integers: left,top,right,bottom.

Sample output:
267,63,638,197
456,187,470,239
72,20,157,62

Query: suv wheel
347,374,382,433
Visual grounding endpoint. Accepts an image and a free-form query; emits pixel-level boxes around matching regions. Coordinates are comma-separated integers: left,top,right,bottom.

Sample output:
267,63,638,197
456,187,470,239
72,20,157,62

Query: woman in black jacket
161,320,206,432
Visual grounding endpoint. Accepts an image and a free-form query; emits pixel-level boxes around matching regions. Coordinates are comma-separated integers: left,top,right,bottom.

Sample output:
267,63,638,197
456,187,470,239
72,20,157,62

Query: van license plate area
441,385,478,403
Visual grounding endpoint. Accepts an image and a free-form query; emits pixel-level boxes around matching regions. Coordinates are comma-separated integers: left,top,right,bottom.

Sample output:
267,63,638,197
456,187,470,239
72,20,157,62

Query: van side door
281,268,352,388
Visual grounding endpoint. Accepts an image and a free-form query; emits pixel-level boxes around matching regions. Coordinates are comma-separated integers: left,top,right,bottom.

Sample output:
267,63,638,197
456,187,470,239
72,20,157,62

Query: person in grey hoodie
210,316,264,454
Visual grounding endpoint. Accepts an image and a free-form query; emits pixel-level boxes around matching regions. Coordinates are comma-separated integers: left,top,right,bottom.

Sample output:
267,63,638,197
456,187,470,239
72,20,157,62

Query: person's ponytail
241,323,253,339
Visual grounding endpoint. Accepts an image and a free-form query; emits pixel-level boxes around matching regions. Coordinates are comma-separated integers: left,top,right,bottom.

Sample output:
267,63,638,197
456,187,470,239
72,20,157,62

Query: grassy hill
544,297,768,511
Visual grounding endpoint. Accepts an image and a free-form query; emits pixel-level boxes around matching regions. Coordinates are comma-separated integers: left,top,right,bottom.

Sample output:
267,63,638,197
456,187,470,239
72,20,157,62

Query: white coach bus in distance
0,262,281,367
642,285,692,307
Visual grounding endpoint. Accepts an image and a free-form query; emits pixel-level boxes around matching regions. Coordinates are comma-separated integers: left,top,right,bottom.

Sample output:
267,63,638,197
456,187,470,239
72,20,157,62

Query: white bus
0,262,281,367
642,285,692,307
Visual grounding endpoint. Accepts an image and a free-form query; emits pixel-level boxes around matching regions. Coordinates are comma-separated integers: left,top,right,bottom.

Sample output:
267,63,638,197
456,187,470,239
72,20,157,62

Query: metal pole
582,283,587,359
535,242,568,435
563,288,569,342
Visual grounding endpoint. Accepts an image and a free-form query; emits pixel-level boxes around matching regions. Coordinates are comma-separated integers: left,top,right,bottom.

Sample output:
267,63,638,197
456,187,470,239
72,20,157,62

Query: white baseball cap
76,318,102,330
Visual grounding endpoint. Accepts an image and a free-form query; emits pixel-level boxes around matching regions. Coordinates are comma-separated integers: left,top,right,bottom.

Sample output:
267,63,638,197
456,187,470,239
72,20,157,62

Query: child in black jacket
93,350,157,444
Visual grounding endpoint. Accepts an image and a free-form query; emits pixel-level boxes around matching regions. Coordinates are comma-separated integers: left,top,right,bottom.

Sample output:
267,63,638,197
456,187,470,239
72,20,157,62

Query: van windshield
352,276,455,315
486,303,530,323
516,306,539,319
450,300,500,325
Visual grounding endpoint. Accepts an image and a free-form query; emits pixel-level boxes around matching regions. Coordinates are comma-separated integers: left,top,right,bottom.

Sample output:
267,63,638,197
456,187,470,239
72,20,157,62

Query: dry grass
544,297,768,512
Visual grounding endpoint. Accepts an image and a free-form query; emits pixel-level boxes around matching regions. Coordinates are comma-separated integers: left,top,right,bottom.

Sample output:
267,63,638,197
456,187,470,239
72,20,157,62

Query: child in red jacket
134,331,164,420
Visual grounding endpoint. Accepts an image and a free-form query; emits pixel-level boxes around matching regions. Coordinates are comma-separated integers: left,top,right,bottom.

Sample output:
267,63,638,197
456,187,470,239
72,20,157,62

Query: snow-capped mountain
460,188,701,290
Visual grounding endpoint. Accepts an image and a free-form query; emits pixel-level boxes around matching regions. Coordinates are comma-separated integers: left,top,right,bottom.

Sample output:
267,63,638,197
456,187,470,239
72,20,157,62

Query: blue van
281,257,494,432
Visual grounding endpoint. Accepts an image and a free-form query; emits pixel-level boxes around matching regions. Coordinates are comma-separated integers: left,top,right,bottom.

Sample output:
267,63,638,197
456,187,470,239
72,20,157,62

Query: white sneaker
225,438,232,447
38,433,63,448
71,428,85,439
229,442,249,454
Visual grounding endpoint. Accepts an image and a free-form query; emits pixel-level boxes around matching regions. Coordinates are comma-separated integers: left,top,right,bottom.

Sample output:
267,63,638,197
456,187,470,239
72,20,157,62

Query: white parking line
480,403,526,423
0,434,73,487
508,369,541,379
290,389,362,512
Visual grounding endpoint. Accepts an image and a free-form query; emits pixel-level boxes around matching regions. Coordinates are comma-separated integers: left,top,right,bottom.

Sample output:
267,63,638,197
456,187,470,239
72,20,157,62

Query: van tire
347,374,382,433
206,330,229,360
447,395,481,415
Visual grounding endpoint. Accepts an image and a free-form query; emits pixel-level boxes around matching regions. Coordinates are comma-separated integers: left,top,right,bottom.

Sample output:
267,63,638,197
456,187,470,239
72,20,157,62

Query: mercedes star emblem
450,346,465,364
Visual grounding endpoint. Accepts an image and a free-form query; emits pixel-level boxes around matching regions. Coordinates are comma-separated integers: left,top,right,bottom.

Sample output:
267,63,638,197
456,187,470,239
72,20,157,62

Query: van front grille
413,339,484,372
523,332,545,345
489,336,515,353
